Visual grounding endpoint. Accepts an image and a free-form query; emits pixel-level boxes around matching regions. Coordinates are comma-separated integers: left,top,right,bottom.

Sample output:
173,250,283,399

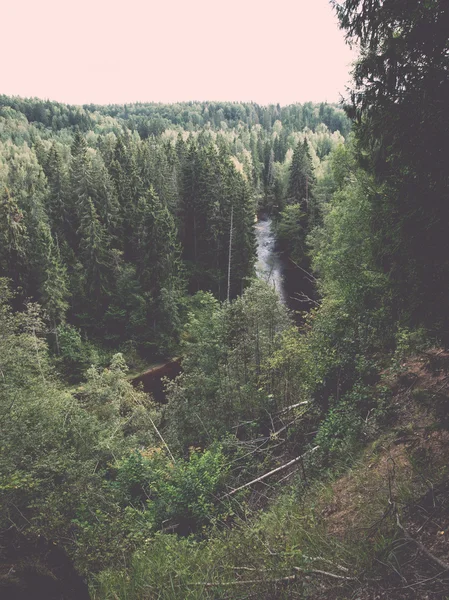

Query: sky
1,0,356,106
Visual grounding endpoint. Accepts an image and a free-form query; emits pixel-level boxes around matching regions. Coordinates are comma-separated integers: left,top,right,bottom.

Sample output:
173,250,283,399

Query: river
255,215,316,317
133,217,307,400
255,216,288,304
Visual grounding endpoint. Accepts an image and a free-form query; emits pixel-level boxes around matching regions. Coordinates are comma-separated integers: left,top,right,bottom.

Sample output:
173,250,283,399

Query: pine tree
135,186,183,350
180,140,200,267
334,0,449,335
175,132,187,163
198,144,225,295
0,187,27,291
77,197,110,314
37,223,69,333
288,141,306,204
224,166,256,298
136,187,181,293
91,155,120,241
287,139,314,208
70,132,93,243
45,142,70,241
109,136,142,260
32,138,48,171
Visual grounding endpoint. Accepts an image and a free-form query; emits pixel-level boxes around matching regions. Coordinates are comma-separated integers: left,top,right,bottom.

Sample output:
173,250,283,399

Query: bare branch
185,562,358,589
148,415,176,463
287,256,318,283
291,291,321,306
185,574,298,587
396,513,449,572
275,401,309,415
294,566,356,581
301,555,350,573
222,446,319,498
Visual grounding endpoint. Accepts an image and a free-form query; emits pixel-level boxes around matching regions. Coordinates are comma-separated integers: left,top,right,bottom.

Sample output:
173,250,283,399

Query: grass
93,430,449,599
92,466,391,599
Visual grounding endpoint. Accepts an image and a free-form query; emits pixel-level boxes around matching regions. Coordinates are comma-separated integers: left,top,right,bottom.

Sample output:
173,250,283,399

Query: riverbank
131,358,182,402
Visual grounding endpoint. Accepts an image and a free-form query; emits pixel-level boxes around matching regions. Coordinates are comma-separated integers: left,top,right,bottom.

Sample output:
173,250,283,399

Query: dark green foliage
2,98,318,363
0,282,141,545
114,445,230,534
164,282,291,452
334,0,449,337
44,142,70,240
275,203,305,265
2,92,389,596
179,141,256,299
53,323,102,382
287,140,314,208
36,222,69,327
0,187,27,292
1,3,447,599
77,197,111,312
274,139,317,308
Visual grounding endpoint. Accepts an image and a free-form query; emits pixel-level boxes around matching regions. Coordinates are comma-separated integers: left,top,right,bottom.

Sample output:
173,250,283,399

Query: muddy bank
131,358,182,402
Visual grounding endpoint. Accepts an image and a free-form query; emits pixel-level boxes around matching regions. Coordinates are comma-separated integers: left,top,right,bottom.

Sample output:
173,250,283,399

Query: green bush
114,444,231,534
53,324,111,383
314,400,364,460
391,327,429,372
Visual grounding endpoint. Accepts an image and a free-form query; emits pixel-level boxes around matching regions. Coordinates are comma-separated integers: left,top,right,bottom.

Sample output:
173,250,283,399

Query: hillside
96,348,449,599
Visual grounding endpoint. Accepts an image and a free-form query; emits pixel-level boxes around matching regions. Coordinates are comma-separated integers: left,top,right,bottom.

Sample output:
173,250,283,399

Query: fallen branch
276,468,300,486
294,566,356,581
430,375,449,400
396,513,449,572
222,446,319,498
291,291,321,306
186,564,357,589
271,417,303,438
302,555,350,573
288,257,318,283
185,574,298,587
275,401,309,415
148,415,176,463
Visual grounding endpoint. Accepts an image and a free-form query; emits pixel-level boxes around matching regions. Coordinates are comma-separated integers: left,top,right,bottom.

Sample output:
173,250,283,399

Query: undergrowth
93,347,449,599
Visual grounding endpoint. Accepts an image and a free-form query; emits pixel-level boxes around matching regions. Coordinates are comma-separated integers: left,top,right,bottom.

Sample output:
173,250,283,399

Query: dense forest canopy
0,97,348,364
1,1,449,599
0,96,351,136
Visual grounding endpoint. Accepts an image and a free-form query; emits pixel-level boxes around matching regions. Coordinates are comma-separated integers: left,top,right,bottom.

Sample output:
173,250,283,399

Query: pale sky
1,0,356,106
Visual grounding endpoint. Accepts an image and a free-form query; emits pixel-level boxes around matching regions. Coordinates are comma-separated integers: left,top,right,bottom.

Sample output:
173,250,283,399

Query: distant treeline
0,95,351,136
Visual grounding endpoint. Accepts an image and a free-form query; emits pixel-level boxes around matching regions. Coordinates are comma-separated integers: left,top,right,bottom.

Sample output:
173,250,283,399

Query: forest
1,1,449,598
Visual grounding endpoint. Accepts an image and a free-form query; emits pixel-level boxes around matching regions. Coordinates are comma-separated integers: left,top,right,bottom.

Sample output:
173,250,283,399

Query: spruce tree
37,223,69,333
70,132,92,244
135,186,182,351
45,142,70,241
91,155,120,242
77,197,110,316
288,140,306,205
179,140,200,268
109,136,142,261
0,187,27,292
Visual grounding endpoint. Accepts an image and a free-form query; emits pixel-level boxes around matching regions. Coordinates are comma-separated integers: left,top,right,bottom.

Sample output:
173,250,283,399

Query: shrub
114,444,231,535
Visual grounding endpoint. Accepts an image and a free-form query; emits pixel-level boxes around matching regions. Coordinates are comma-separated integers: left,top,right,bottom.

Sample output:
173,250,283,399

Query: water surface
255,216,287,304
